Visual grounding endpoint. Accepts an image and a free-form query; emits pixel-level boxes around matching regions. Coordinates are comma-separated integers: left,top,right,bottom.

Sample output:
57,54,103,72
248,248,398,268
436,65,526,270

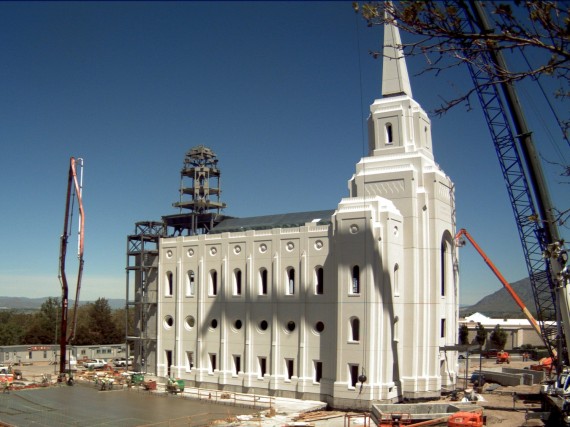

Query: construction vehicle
450,2,569,425
496,351,510,364
58,157,85,382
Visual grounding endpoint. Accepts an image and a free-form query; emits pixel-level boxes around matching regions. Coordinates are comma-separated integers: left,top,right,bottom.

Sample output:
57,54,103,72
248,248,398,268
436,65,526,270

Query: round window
234,319,242,330
164,315,174,328
210,319,218,329
286,321,296,332
185,316,195,330
315,321,325,333
259,320,268,331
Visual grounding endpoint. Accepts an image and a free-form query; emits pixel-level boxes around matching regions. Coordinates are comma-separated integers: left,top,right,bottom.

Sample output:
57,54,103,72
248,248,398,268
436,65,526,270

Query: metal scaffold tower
125,220,165,374
164,145,228,235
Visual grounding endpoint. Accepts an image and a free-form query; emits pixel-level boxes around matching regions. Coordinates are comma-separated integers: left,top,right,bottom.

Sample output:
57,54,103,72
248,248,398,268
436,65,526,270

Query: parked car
83,359,107,369
483,349,499,358
113,357,133,368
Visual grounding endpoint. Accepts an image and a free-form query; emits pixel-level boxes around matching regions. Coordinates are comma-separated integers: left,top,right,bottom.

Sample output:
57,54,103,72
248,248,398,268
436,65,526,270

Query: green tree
0,310,28,345
475,322,487,346
22,297,60,344
490,324,508,349
73,298,123,345
459,324,469,345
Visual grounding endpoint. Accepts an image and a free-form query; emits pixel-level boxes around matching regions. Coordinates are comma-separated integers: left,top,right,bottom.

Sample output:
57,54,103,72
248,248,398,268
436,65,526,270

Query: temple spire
381,16,413,98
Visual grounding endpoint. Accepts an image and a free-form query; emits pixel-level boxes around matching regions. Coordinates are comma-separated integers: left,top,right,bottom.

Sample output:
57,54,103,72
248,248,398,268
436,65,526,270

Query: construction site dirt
0,356,549,426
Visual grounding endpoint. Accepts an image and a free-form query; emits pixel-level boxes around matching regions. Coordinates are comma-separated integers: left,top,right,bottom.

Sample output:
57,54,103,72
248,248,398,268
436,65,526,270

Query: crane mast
58,157,85,379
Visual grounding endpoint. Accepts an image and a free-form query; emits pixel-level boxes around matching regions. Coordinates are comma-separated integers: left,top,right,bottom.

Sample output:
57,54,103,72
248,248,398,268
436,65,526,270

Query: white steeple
381,17,413,97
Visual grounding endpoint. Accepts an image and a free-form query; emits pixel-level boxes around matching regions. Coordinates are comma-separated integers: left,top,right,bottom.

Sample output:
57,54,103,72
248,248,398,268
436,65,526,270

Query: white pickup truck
83,359,107,369
113,356,133,368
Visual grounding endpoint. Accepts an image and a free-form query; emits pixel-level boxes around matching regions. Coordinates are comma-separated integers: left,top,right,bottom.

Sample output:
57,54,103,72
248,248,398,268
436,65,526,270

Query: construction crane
455,228,542,338
58,157,85,380
451,1,569,424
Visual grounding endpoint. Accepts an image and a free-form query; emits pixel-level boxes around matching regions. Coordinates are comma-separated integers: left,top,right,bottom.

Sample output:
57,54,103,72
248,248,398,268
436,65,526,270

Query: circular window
164,315,174,329
185,316,195,330
166,250,173,258
393,226,399,236
259,243,267,253
350,224,359,234
187,248,194,257
259,320,268,331
210,247,217,255
234,319,242,330
286,242,294,251
314,240,323,250
210,319,218,329
315,321,325,333
234,245,241,254
286,321,296,332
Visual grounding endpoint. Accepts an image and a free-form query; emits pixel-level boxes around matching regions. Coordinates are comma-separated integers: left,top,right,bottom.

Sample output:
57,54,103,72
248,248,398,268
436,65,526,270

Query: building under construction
126,21,459,409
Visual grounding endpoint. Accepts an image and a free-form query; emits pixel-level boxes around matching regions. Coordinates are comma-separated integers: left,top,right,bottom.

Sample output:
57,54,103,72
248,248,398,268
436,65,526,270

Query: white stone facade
154,23,458,409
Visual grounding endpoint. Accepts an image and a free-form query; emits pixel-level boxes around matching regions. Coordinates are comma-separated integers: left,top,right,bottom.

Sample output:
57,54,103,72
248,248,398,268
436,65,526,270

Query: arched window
350,317,360,342
394,264,399,296
351,266,360,294
441,241,448,296
315,267,324,295
166,272,173,296
209,270,218,296
187,270,195,296
234,269,242,296
286,268,295,295
259,268,268,295
385,123,393,144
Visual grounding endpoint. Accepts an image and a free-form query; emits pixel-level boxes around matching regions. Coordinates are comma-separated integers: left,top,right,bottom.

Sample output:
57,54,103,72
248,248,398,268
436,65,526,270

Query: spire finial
381,7,413,97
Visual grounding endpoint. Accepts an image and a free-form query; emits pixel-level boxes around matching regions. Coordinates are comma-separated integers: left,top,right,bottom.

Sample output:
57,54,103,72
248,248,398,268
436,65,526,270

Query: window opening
285,359,294,380
352,266,360,294
315,267,324,295
287,268,295,295
259,357,267,377
187,270,195,296
441,318,446,338
166,271,173,296
210,270,218,296
233,355,241,374
314,361,323,383
209,353,217,373
386,123,393,144
260,268,268,295
234,269,242,296
349,364,359,387
351,317,360,342
186,351,194,370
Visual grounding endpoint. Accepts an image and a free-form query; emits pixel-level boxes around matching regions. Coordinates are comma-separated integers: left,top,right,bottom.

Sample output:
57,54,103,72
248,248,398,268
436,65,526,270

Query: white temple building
146,21,458,409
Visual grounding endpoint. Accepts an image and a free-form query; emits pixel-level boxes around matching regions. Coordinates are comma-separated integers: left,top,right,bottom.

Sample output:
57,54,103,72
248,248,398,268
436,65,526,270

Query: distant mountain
459,277,536,318
0,297,125,311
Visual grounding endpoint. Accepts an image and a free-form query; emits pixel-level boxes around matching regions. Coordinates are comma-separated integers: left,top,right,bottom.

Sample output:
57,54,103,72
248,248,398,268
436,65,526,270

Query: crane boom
58,157,85,378
455,228,541,338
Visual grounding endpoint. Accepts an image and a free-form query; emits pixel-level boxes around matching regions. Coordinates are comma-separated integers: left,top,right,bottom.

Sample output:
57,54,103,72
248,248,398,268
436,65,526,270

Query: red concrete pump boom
455,228,541,338
58,157,84,378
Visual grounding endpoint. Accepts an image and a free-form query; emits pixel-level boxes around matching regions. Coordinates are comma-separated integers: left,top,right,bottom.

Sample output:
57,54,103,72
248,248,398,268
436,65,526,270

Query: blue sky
0,2,567,306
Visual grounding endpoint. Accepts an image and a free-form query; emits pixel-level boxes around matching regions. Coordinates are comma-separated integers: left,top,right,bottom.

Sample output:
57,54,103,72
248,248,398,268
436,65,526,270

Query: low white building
150,21,458,409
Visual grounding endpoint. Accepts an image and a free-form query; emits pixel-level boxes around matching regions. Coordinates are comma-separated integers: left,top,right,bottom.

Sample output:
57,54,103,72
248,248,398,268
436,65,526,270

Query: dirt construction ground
2,356,555,427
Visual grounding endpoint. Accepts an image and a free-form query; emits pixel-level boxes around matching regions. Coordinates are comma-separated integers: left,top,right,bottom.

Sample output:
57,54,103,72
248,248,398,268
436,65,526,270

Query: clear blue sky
0,2,567,306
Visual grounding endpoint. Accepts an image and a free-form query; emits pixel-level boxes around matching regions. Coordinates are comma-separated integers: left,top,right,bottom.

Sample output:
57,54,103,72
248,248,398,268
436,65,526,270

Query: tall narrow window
441,318,446,338
386,123,393,144
186,351,194,370
259,357,267,378
165,350,172,377
233,355,241,375
259,268,268,295
285,359,294,380
287,268,295,295
234,269,242,296
314,361,323,383
351,266,360,294
394,264,399,296
209,270,218,296
315,267,324,295
441,242,447,296
187,270,195,296
166,272,173,296
349,364,359,387
350,317,360,342
209,353,217,373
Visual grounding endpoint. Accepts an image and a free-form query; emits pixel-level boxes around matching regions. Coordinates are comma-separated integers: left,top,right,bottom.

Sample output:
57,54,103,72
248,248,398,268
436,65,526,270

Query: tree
475,322,487,346
73,298,123,345
459,323,470,345
490,324,508,349
21,297,60,344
